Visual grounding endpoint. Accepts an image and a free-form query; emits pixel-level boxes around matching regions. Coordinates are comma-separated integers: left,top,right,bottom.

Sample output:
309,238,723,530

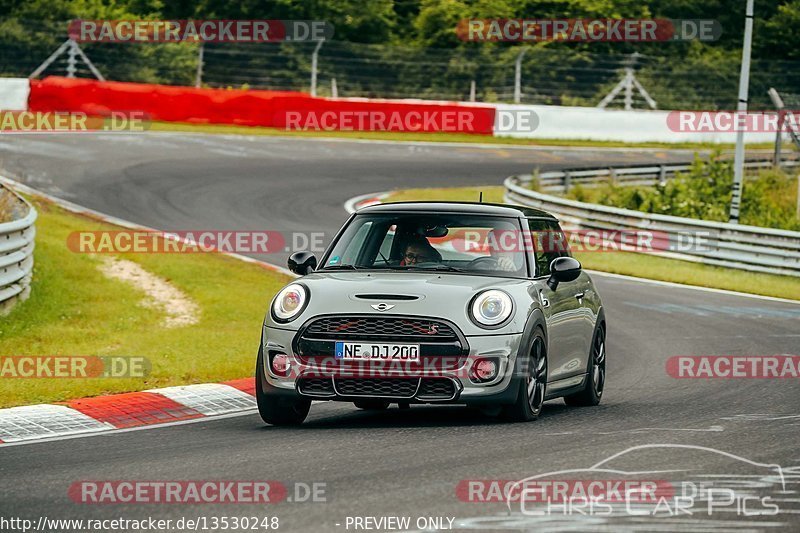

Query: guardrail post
659,165,667,186
563,171,571,194
609,167,617,184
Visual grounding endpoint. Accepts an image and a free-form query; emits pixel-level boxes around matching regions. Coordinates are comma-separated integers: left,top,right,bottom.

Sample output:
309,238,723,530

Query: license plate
334,342,420,362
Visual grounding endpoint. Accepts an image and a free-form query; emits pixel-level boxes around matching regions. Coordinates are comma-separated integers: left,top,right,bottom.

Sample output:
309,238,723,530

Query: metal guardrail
0,184,37,314
536,158,800,193
504,164,800,277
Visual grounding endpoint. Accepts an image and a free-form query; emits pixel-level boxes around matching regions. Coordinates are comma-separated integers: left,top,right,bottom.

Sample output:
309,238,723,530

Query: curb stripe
66,391,205,429
222,377,256,396
0,404,114,443
0,380,260,445
146,383,256,416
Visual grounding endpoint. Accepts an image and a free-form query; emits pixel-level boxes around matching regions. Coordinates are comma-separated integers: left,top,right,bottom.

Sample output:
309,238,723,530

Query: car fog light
271,353,291,377
471,358,499,383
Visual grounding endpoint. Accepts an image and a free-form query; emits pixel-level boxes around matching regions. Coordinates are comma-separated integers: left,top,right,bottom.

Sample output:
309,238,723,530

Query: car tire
564,322,605,407
255,346,311,426
501,330,547,422
353,400,390,410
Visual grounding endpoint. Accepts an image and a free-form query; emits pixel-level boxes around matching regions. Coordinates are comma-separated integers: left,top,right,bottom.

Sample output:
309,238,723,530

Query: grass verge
381,186,800,301
149,121,779,151
0,196,291,408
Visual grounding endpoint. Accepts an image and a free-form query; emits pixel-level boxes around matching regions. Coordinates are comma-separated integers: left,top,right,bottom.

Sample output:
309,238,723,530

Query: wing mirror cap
546,256,582,290
288,251,317,275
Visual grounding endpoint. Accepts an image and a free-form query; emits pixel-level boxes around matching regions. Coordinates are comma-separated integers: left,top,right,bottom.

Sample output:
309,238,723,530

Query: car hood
268,271,536,335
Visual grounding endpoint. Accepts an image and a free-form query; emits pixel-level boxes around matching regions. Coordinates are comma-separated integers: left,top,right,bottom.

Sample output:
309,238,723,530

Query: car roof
357,201,557,219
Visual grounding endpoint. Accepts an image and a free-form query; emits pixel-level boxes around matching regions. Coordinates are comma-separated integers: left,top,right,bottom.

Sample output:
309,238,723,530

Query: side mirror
288,251,317,276
547,257,581,290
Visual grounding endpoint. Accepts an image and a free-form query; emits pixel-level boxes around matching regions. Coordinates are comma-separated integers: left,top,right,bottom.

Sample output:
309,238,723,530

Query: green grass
149,121,779,151
381,186,800,301
0,197,291,408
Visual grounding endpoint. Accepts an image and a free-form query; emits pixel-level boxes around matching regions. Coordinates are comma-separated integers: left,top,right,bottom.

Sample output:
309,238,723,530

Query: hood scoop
354,294,420,301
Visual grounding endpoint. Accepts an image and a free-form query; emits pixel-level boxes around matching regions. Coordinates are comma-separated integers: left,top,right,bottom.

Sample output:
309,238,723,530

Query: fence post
195,43,204,88
469,80,476,102
310,40,324,97
514,49,527,104
331,77,338,98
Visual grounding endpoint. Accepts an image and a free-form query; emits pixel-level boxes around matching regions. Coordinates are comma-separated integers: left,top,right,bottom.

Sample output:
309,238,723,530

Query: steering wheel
467,256,499,270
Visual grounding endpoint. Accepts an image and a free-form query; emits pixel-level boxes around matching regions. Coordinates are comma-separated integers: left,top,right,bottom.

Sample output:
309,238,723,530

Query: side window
527,219,570,277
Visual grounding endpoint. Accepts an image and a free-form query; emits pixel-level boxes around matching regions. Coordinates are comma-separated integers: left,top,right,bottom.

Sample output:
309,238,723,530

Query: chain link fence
2,19,800,110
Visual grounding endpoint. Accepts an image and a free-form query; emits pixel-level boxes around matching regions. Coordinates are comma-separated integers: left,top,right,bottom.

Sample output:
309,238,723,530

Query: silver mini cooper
257,202,606,425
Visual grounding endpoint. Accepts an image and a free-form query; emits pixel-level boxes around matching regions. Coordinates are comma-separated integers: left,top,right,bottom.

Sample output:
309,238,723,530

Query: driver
401,236,441,265
487,229,524,272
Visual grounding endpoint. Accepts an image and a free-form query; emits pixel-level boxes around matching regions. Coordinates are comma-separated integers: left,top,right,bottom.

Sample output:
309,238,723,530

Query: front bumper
261,325,523,404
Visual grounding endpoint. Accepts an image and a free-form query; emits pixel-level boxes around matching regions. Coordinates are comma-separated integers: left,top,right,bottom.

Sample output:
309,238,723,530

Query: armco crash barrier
0,184,37,315
28,77,496,134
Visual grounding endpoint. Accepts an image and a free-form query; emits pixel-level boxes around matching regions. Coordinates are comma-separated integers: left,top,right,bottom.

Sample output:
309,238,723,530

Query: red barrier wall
28,77,495,134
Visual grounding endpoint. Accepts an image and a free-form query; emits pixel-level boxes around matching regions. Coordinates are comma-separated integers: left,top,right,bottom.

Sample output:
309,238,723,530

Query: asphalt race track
1,133,799,531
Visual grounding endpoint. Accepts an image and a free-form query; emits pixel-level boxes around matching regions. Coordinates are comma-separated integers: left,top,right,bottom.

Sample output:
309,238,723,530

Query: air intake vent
354,294,419,301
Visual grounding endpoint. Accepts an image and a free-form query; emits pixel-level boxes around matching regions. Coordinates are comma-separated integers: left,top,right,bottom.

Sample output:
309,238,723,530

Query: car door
528,218,586,383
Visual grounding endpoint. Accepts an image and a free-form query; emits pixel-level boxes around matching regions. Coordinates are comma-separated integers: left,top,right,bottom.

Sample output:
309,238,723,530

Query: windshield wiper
389,265,466,272
322,264,363,270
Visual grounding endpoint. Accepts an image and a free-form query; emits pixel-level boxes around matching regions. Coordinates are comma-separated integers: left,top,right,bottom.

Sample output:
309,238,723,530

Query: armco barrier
0,184,37,314
534,159,800,194
504,172,800,277
28,77,496,134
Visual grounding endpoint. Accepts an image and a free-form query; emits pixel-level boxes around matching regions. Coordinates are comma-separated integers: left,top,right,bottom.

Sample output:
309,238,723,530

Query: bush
565,153,800,231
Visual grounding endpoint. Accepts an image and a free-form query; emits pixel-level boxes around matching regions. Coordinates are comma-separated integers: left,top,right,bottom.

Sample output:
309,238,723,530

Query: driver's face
404,245,433,264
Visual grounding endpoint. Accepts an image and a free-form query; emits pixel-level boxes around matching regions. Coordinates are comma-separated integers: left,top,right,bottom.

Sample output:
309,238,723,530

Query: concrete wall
493,103,775,144
0,78,30,110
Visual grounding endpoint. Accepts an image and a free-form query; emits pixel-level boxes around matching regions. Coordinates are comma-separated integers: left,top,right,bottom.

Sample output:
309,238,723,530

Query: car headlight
271,283,309,323
469,289,514,328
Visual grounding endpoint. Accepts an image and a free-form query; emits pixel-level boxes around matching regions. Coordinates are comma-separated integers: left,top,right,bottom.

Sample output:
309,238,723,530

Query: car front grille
294,315,469,369
334,377,419,398
296,376,459,401
417,378,456,399
304,316,458,342
297,377,335,396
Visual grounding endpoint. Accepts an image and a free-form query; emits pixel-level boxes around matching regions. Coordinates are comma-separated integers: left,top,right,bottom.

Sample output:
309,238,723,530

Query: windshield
322,213,530,278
